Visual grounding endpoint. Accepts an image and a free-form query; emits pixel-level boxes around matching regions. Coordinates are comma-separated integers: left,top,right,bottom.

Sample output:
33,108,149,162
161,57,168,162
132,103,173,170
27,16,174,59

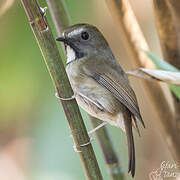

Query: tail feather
132,115,141,136
123,110,136,177
136,112,145,128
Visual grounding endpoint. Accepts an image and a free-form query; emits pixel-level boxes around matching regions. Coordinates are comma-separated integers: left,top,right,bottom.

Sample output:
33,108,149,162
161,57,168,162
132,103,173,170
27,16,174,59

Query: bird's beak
56,36,66,42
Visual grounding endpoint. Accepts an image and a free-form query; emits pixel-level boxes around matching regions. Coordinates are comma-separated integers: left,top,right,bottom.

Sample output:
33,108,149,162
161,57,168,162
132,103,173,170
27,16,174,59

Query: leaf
127,68,180,85
142,50,180,99
143,50,179,72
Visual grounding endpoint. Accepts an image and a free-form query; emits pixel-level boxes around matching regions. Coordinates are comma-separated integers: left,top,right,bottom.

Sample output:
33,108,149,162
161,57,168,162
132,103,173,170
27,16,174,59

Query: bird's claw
55,92,76,101
73,137,94,153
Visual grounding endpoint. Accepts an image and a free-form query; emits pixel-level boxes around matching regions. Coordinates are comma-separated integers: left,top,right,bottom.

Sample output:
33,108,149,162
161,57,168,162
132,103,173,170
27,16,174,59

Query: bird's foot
55,92,76,101
88,121,108,135
72,121,108,152
73,137,94,152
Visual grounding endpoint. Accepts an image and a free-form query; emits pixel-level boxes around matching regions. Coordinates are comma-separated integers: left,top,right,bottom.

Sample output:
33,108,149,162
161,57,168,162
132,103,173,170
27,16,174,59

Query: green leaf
169,84,180,99
143,50,180,100
143,50,179,72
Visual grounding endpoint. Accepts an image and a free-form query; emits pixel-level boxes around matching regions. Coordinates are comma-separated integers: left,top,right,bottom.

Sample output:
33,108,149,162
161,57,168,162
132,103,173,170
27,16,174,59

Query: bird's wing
83,63,145,128
76,78,121,115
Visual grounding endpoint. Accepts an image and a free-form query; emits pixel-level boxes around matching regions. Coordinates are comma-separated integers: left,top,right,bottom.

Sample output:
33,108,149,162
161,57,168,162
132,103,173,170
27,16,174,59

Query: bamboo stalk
46,0,70,35
153,0,180,67
21,0,103,179
46,0,125,179
105,0,180,161
166,0,180,22
153,0,180,134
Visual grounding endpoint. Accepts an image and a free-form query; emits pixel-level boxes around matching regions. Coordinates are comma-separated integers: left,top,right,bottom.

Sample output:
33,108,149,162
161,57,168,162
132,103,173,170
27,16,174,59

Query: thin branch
153,0,180,136
105,0,180,161
21,0,103,179
46,0,125,179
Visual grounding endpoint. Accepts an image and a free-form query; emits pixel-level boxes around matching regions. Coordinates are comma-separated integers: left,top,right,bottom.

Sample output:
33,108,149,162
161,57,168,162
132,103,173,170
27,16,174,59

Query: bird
56,23,145,177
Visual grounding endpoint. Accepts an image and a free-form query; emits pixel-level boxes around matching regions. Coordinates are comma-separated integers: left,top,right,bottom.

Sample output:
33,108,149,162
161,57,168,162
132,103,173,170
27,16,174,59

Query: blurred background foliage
0,0,174,179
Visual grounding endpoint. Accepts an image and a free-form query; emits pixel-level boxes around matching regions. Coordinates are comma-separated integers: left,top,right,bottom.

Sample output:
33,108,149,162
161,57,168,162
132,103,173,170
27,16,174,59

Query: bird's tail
123,110,135,177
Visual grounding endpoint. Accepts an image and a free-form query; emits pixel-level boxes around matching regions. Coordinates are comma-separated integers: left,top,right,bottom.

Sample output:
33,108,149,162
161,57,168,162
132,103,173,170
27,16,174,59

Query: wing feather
91,72,145,127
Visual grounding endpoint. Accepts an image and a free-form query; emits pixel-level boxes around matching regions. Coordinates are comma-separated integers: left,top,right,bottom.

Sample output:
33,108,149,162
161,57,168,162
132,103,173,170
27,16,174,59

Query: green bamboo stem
46,0,125,179
46,0,70,35
21,0,103,179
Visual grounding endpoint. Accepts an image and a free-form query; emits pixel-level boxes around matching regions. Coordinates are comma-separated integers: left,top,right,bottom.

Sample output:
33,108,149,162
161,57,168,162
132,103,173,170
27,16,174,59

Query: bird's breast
66,62,83,87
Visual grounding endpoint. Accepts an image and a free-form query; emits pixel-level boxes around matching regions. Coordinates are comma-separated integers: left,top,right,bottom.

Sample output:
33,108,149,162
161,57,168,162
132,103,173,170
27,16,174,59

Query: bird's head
56,24,109,65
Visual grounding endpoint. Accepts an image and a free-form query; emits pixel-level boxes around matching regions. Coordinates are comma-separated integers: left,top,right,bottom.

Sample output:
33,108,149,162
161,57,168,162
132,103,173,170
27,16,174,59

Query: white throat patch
66,45,76,64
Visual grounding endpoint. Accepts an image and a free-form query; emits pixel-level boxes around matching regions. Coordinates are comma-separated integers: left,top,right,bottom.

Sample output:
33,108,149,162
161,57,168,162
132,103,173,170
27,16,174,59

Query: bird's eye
81,31,89,40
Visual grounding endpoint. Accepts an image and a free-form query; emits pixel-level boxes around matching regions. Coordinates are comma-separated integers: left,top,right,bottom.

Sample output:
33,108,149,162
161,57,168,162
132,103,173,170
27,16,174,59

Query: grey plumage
56,23,145,177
